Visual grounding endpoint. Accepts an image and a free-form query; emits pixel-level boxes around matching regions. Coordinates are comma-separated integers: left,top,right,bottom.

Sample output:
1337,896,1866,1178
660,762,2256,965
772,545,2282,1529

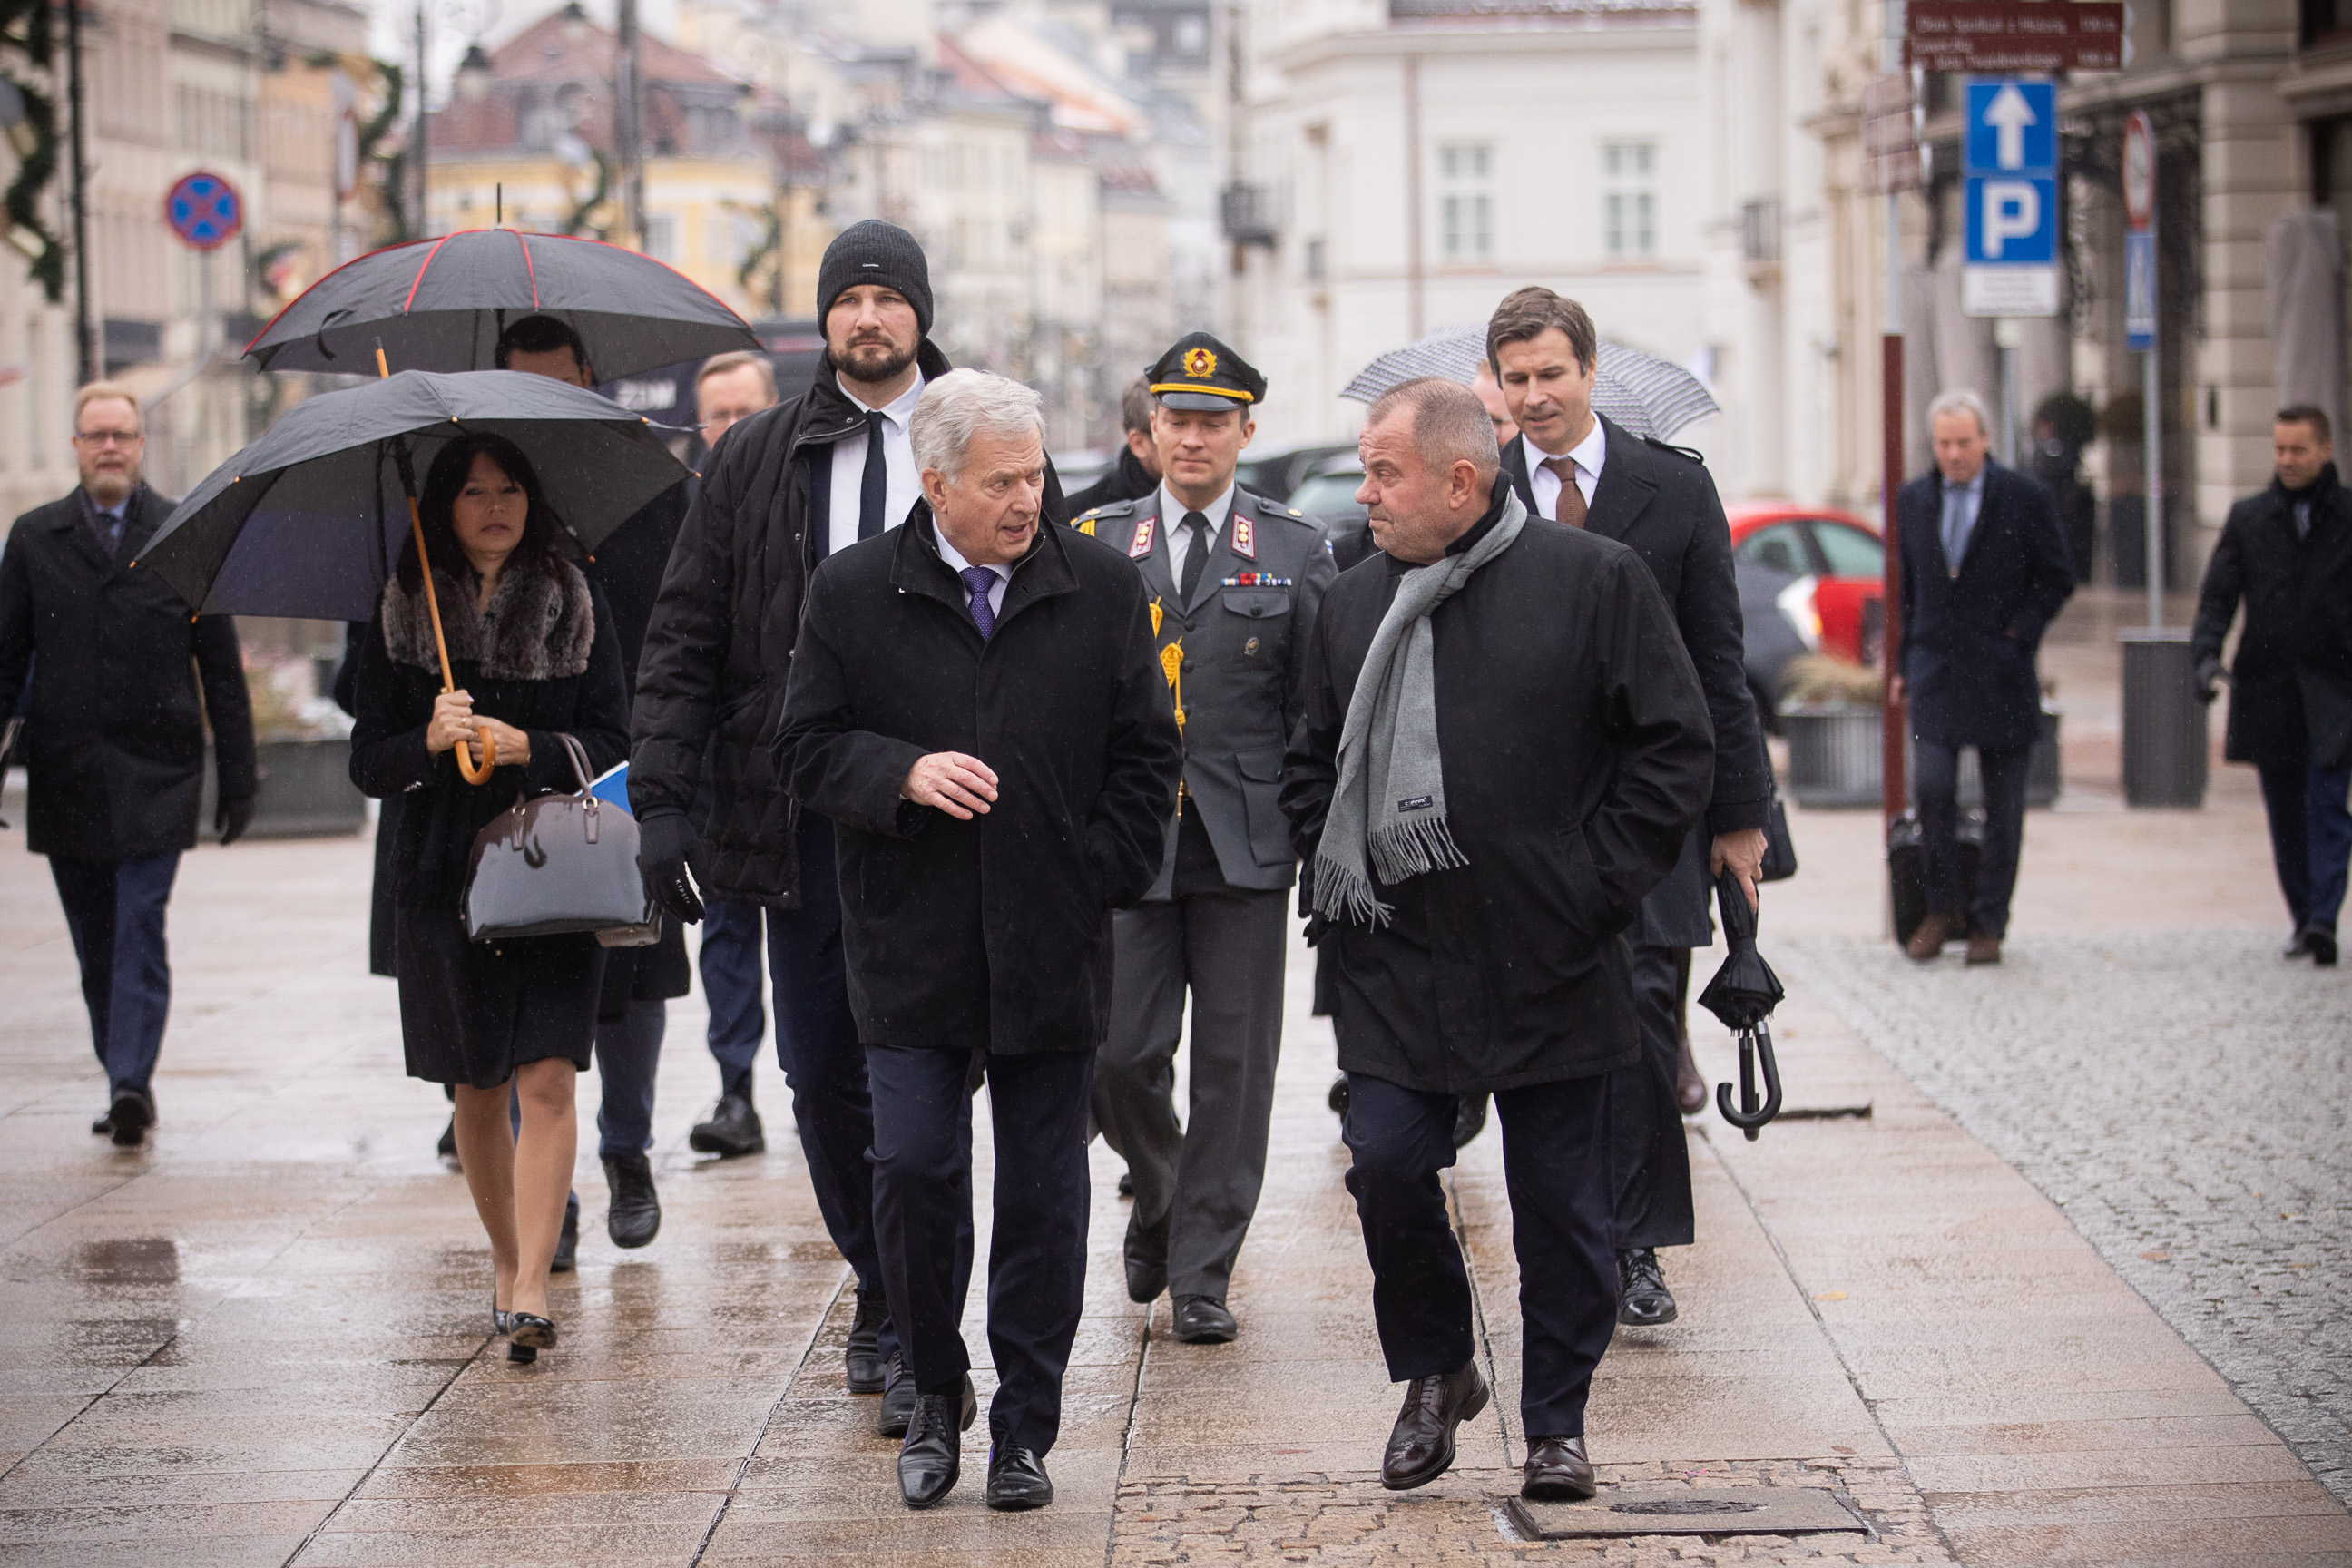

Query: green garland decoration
1,0,65,300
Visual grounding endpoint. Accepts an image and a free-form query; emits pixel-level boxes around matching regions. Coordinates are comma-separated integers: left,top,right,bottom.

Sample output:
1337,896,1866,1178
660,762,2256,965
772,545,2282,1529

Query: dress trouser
594,999,666,1158
866,1044,1092,1456
698,897,766,1094
1915,739,2033,937
2259,758,2352,935
1093,888,1288,1299
48,853,181,1098
1611,940,1696,1250
1342,1069,1616,1439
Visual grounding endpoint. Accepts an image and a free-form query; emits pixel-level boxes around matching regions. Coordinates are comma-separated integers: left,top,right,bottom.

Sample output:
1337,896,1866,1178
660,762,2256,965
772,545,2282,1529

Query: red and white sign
2122,111,2155,231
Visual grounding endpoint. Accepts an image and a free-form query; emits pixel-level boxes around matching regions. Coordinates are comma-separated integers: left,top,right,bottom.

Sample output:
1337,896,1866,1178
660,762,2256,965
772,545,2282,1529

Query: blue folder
589,760,633,814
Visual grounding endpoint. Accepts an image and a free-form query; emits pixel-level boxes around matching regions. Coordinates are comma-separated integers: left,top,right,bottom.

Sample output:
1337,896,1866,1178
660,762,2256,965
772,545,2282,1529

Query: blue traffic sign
165,171,243,251
1965,175,2057,264
2124,230,2157,350
1965,79,2056,175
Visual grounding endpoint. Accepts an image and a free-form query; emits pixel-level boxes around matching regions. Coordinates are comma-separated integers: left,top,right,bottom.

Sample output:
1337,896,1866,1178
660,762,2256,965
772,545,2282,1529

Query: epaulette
1643,436,1707,466
1088,497,1144,519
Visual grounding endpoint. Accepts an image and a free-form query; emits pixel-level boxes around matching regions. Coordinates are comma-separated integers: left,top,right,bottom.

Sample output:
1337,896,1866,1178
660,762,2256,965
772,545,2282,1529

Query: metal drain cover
1507,1484,1867,1540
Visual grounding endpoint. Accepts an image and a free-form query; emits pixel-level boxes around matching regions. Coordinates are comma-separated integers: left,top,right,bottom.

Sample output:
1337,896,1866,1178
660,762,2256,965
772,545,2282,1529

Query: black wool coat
2191,464,2352,770
774,506,1182,1055
1895,460,2075,750
1280,496,1716,1093
0,485,257,863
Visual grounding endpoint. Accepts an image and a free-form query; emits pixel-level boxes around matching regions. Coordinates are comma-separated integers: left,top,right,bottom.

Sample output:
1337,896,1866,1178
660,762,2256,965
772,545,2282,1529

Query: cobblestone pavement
1776,931,2352,1508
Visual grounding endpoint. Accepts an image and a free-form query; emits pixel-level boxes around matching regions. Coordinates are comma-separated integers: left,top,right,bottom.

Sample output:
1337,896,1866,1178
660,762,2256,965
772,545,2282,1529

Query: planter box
1782,706,1883,808
199,738,368,840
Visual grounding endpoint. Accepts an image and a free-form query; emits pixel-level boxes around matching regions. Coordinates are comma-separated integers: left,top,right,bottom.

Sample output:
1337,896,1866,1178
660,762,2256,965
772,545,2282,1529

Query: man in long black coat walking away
0,382,257,1146
2193,407,2352,964
777,368,1181,1513
1281,378,1713,1504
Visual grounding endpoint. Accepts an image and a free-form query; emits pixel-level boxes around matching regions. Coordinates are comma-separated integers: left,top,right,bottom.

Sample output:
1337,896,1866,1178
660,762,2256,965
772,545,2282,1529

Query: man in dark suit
1892,389,2075,965
0,382,256,1146
1490,287,1772,1329
2192,407,2352,965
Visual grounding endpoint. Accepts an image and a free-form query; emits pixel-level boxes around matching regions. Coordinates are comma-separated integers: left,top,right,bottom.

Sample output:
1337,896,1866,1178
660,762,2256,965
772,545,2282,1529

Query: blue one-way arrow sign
1965,79,2055,174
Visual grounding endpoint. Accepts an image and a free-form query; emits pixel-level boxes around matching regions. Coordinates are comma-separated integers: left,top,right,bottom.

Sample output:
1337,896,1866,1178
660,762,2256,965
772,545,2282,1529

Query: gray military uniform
1080,484,1336,1301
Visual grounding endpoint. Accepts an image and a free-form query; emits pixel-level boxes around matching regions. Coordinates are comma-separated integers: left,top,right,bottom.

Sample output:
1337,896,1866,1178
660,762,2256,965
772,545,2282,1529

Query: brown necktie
1544,456,1587,527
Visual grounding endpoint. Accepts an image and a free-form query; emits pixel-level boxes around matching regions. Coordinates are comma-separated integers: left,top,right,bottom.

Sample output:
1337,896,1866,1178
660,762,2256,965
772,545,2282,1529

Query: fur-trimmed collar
381,556,594,681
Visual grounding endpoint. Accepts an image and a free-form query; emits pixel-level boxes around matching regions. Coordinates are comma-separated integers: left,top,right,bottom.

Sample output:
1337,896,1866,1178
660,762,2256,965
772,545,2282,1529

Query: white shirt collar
1159,480,1237,534
933,524,1007,583
1522,418,1608,484
838,370,926,426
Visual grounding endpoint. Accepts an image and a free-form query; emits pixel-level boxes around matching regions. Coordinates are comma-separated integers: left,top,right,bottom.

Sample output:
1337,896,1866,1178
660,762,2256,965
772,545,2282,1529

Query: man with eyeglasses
0,382,257,1146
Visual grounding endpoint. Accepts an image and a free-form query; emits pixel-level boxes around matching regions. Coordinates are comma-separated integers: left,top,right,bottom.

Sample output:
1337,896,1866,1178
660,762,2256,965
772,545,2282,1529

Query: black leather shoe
1124,1208,1170,1304
1328,1074,1350,1115
551,1193,580,1273
1380,1359,1489,1490
845,1288,888,1394
689,1092,766,1157
897,1386,976,1509
1616,1248,1678,1327
507,1311,557,1351
603,1153,661,1250
879,1360,974,1439
91,1111,113,1136
1522,1435,1596,1501
107,1088,153,1148
1116,1171,1134,1198
2310,928,2340,967
2284,929,2315,960
436,1115,458,1160
1171,1294,1236,1343
985,1444,1054,1510
1452,1093,1489,1149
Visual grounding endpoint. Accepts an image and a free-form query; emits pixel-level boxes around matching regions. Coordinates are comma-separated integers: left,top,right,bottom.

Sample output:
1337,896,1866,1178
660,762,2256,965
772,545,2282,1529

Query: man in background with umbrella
1489,286,1771,1331
0,382,258,1147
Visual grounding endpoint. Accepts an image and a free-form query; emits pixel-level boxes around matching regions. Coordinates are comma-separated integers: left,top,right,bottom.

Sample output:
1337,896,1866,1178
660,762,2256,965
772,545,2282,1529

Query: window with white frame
1436,143,1494,263
1602,142,1658,259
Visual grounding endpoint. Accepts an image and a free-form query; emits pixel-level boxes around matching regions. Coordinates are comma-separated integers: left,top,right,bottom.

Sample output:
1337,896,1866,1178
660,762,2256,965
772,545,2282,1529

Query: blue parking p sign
1966,177,2057,264
1962,78,2060,317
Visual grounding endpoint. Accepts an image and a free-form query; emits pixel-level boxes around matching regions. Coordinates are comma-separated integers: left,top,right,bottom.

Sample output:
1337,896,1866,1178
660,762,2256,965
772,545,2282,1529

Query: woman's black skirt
395,908,604,1088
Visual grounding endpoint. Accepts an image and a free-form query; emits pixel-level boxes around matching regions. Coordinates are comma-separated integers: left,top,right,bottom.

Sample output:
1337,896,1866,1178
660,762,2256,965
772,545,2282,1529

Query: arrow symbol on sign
1984,83,2038,171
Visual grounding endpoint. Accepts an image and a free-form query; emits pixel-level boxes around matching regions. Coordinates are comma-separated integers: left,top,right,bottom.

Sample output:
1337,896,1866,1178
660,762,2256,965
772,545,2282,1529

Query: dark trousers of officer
866,1044,1092,1456
698,897,766,1096
593,999,666,1158
1612,941,1695,1251
1343,1070,1616,1439
1093,888,1288,1300
2258,758,2352,935
49,853,181,1097
1916,740,2032,937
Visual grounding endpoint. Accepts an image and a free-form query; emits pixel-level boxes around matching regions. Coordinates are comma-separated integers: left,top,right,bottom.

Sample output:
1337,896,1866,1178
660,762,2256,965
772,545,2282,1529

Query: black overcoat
774,506,1181,1055
1895,460,2074,750
1280,495,1716,1094
2191,465,2352,770
0,485,256,863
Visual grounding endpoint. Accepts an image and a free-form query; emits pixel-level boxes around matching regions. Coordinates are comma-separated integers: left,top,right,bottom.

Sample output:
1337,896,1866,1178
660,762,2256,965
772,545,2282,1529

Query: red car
1727,503,1886,667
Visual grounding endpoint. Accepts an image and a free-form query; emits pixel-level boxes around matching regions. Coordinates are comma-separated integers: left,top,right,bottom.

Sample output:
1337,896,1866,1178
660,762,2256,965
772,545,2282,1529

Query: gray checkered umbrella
1339,323,1720,442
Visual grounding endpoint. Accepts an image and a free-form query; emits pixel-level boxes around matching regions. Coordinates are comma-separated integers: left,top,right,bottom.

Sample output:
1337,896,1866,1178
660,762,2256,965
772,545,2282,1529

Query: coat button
1182,660,1196,673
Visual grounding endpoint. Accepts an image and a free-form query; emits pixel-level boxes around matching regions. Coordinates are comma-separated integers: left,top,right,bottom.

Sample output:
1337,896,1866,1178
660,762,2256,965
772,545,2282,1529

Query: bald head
1357,377,1502,564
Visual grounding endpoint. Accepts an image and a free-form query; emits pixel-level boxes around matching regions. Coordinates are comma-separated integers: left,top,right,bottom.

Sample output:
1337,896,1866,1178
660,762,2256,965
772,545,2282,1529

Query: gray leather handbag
462,733,657,944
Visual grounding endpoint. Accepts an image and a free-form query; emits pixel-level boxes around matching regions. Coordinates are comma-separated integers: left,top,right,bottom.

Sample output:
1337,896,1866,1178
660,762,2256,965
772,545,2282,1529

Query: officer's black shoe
602,1152,661,1249
1171,1295,1237,1344
688,1092,765,1157
107,1088,154,1148
845,1288,888,1394
1616,1248,1678,1327
897,1393,965,1509
2310,927,2340,967
1452,1093,1489,1149
1328,1074,1350,1116
985,1444,1054,1510
1124,1209,1171,1304
551,1192,580,1273
879,1358,973,1438
436,1115,458,1161
2283,928,2315,960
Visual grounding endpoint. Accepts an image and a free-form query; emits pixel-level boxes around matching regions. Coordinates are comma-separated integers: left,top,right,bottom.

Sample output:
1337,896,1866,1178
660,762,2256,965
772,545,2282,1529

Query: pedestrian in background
2192,406,2352,965
1891,389,2075,965
1063,375,1162,516
0,381,256,1147
777,369,1180,1511
348,433,631,1361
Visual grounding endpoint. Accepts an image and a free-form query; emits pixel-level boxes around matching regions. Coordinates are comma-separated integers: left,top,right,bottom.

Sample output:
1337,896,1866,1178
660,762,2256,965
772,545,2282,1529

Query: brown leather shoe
1523,1435,1596,1501
1965,934,2002,965
1380,1359,1490,1491
1673,1034,1707,1115
1904,910,1965,960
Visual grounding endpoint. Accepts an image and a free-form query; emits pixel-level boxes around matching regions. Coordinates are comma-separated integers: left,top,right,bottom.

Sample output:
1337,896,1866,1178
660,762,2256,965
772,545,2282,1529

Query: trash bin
2121,630,2207,808
1781,705,1882,808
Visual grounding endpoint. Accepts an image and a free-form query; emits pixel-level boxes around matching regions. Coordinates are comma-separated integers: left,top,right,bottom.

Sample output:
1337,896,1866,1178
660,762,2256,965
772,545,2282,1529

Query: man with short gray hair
776,367,1181,1513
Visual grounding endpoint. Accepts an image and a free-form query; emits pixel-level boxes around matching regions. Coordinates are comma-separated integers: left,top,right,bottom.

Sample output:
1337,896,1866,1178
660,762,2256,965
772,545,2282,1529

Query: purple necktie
959,565,997,638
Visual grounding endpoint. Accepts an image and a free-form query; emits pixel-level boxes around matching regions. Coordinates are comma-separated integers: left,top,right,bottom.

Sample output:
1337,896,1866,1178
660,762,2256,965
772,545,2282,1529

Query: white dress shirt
827,371,926,556
935,526,1011,620
1522,420,1608,522
1160,479,1238,583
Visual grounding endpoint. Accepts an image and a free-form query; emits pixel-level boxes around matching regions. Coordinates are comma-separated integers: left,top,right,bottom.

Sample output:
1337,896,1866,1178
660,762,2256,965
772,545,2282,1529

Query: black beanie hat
817,220,934,338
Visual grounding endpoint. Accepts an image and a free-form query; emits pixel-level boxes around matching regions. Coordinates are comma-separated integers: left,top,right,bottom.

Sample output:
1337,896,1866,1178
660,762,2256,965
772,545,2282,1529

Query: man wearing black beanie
631,221,1063,1445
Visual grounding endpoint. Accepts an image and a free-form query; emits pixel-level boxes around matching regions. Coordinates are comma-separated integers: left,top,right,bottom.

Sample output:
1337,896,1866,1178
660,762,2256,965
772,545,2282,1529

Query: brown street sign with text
1904,0,2125,73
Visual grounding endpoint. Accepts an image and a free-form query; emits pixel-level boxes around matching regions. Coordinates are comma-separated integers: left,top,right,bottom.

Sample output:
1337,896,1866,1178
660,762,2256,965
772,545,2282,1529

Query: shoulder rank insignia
1289,507,1304,517
1231,515,1255,560
1129,515,1155,559
1221,573,1292,588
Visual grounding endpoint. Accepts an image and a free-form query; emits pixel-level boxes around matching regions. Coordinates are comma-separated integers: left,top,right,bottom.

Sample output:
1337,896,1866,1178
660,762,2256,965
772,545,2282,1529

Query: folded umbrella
1697,869,1786,1140
1338,323,1721,443
242,229,760,380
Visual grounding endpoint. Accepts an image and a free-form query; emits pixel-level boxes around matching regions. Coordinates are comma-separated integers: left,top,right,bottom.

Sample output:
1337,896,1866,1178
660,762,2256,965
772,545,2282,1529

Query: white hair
911,369,1045,480
1927,388,1992,436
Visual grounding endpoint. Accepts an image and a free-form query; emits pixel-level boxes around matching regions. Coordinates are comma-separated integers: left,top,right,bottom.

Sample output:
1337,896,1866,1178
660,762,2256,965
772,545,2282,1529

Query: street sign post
1905,0,2125,72
1961,79,2060,318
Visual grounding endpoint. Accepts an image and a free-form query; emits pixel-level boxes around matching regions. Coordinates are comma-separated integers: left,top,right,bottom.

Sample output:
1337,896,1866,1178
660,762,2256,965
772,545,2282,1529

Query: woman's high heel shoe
507,1312,557,1352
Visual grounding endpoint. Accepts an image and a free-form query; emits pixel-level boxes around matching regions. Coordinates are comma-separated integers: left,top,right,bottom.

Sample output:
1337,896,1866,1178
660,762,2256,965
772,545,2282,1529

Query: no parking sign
164,171,243,251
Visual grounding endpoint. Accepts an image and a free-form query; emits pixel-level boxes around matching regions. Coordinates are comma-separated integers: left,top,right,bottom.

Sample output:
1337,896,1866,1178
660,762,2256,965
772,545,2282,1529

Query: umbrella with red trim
242,229,760,380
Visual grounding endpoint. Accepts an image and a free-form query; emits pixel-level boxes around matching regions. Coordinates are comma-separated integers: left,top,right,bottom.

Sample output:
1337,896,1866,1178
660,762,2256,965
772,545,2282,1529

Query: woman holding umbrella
349,432,632,1360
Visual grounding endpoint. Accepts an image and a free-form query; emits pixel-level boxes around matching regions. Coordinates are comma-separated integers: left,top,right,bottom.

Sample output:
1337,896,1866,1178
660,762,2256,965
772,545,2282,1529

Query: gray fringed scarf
1309,490,1528,927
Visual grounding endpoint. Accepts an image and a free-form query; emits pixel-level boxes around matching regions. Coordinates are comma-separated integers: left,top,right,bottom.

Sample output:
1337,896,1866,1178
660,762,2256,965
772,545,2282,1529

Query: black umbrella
242,229,760,380
1697,870,1786,1140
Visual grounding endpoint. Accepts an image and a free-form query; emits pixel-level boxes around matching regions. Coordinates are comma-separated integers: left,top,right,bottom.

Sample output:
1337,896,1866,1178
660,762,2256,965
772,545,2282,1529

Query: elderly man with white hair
775,368,1182,1513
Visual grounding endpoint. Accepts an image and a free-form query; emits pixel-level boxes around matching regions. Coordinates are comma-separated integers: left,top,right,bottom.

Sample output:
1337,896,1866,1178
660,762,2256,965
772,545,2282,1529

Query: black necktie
858,410,889,540
1177,511,1210,600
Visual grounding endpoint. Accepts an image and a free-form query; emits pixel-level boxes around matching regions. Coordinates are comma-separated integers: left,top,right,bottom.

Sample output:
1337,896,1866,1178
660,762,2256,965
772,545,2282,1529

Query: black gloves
216,795,255,847
2194,656,2228,705
636,810,708,924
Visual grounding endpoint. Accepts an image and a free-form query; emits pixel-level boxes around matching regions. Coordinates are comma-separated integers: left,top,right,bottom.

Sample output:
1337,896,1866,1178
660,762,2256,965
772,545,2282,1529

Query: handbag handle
556,732,596,796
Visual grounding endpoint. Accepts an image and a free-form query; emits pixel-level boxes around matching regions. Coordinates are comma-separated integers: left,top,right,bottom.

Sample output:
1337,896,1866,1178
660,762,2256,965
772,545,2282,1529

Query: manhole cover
1613,1498,1764,1516
1506,1483,1867,1541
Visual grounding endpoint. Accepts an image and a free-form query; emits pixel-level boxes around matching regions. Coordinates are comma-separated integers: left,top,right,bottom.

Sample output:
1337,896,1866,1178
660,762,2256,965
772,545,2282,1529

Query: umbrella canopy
1698,869,1784,1030
137,370,691,622
1338,324,1720,443
242,230,760,380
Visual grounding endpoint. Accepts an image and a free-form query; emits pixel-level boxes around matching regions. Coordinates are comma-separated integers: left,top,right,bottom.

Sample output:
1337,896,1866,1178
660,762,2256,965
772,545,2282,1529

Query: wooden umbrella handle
405,494,496,785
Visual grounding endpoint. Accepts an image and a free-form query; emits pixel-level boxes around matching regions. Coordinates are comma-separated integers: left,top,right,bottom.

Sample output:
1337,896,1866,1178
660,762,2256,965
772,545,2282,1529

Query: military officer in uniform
1076,334,1337,1344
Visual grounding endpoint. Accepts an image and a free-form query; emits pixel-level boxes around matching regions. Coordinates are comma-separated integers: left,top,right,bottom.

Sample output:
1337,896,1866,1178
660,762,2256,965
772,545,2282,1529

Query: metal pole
1879,0,1908,831
2142,201,2162,630
616,0,642,248
66,0,94,384
413,1,428,238
1402,54,1423,341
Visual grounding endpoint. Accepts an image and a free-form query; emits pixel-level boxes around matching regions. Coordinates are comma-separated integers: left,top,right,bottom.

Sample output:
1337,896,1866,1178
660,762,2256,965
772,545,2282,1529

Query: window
1736,522,1809,576
1436,143,1493,262
642,215,677,262
1602,142,1657,259
1809,521,1885,578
